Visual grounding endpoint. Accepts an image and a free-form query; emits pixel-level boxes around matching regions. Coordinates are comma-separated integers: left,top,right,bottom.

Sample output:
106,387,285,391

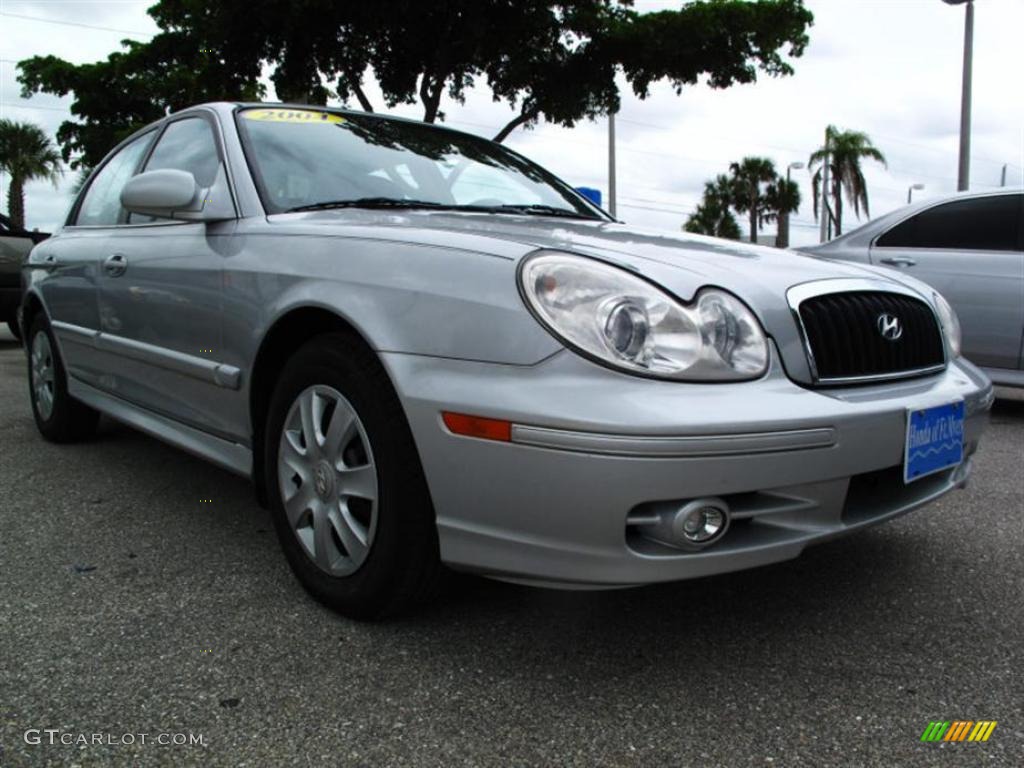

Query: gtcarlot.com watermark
24,729,205,747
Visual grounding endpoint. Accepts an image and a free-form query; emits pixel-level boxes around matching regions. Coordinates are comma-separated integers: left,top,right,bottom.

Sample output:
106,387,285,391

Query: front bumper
384,346,993,588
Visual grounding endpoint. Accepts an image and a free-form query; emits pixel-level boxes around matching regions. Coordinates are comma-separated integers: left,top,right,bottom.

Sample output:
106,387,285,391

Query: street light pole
779,162,804,249
819,129,830,243
608,111,617,218
908,183,925,204
944,0,974,191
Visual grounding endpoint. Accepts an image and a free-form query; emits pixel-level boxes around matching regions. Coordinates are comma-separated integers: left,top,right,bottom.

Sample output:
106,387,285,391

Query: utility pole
608,111,617,218
779,161,803,249
944,0,974,191
1001,164,1008,187
819,128,830,243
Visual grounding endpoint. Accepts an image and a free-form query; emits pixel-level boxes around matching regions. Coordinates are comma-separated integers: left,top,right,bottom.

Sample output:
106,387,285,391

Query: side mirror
121,166,234,222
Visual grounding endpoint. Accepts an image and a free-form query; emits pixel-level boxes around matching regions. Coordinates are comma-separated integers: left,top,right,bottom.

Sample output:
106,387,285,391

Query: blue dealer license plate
904,401,964,484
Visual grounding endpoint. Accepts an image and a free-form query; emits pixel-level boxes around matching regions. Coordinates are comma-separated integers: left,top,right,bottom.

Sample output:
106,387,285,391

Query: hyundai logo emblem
877,313,903,341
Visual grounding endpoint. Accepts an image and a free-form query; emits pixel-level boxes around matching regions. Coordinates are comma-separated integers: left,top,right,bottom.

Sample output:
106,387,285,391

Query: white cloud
1,0,1021,245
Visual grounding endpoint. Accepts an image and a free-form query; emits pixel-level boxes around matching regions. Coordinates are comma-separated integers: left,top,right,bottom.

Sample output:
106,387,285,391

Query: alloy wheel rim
277,385,379,576
31,331,55,420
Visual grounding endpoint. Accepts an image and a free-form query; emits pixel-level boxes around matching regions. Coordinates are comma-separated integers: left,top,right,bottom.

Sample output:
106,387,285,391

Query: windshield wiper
286,197,455,213
494,204,598,220
286,198,599,220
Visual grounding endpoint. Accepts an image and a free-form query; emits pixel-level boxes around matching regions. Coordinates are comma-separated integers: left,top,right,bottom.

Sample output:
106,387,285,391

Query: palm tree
809,125,887,237
684,175,741,239
729,157,778,243
764,178,801,248
0,120,62,230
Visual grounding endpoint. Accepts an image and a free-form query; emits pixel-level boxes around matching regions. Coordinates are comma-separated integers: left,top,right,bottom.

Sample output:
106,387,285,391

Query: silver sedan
20,103,992,618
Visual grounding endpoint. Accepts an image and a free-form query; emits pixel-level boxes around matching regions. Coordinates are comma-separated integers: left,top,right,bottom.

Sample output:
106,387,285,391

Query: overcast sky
1,0,1022,245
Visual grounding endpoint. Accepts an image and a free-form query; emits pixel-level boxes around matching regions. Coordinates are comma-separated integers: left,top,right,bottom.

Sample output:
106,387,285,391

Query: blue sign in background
904,401,964,483
575,186,602,207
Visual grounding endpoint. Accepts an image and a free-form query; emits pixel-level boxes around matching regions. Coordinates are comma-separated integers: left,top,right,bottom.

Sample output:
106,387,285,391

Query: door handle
104,252,128,277
879,256,916,267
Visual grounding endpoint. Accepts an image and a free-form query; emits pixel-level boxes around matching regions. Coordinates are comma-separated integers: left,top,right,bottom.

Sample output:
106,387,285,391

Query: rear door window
876,194,1023,251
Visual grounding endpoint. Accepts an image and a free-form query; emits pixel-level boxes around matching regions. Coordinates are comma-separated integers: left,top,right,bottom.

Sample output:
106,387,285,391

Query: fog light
681,506,725,542
672,499,730,548
627,497,731,552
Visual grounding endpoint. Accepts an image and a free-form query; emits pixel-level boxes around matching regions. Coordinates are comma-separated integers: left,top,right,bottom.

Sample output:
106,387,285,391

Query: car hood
273,209,908,302
272,210,920,383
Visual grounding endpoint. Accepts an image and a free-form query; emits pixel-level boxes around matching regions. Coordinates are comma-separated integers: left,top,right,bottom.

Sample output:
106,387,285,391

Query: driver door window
129,118,220,223
143,117,220,186
75,132,154,226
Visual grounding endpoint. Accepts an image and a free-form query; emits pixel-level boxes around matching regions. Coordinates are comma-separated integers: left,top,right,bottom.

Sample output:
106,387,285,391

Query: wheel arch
20,290,46,330
248,305,389,507
18,290,47,351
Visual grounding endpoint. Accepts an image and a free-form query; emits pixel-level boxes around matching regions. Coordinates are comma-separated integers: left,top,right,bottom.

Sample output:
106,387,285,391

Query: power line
0,11,155,38
1,9,1017,172
0,100,73,113
0,97,1016,207
618,202,691,216
616,113,1015,169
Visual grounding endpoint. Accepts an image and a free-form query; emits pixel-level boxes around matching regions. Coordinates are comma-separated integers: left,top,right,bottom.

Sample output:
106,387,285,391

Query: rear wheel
264,332,441,619
27,315,98,442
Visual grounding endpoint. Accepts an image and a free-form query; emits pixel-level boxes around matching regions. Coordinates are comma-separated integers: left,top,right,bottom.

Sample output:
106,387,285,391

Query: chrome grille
797,291,945,383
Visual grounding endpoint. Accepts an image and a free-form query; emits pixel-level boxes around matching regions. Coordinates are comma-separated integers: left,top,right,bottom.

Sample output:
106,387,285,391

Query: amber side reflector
442,412,512,442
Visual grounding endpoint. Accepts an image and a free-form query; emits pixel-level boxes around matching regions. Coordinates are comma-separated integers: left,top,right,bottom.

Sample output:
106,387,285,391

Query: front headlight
932,291,962,358
519,251,769,380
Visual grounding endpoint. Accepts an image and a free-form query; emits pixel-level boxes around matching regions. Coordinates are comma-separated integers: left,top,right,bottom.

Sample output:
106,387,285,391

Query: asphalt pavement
1,324,1021,767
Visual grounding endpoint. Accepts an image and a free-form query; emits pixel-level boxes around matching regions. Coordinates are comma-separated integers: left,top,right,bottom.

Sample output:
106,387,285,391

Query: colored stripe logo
921,721,997,742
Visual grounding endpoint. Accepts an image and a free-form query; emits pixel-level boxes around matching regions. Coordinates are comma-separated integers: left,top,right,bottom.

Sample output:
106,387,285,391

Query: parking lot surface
1,326,1021,767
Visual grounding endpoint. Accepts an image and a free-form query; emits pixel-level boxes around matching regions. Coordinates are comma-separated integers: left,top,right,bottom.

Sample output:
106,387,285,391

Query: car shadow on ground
84,414,907,633
990,392,1024,422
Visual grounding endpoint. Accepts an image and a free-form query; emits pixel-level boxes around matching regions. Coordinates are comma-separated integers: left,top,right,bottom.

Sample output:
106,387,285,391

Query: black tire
27,314,99,442
264,331,441,619
6,318,22,341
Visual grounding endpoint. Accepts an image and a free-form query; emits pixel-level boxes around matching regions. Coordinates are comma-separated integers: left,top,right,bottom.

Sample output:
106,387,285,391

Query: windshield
236,107,604,219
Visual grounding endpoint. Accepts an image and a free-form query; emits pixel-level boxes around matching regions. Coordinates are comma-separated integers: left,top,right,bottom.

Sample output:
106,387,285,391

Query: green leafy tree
17,34,265,169
684,175,741,239
0,119,62,229
764,177,801,247
809,125,887,236
19,0,813,165
729,156,778,243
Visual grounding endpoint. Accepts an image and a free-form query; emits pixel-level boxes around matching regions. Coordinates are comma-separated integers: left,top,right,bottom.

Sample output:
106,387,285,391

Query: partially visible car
800,190,1024,388
0,213,49,339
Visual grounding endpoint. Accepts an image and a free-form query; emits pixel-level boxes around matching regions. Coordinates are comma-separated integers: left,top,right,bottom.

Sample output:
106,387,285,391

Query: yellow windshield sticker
242,109,346,125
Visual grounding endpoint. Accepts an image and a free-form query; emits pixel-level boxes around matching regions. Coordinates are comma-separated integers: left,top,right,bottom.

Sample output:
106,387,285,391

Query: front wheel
6,318,22,341
27,315,98,442
264,332,441,619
